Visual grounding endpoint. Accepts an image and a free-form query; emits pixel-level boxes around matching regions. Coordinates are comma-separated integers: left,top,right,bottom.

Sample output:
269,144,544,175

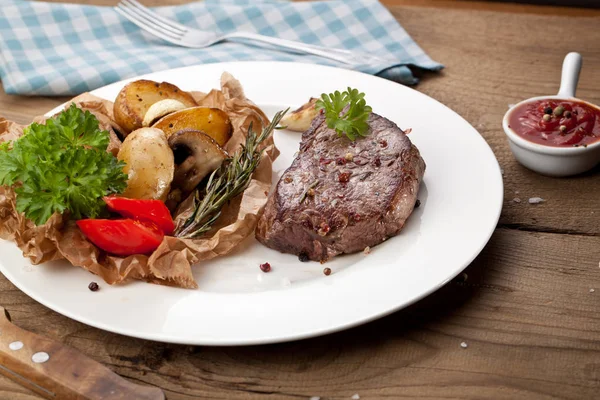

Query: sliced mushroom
142,99,188,127
168,129,228,195
165,188,183,213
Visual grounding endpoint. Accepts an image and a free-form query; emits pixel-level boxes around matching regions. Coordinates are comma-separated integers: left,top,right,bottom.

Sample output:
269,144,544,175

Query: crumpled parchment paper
0,72,277,289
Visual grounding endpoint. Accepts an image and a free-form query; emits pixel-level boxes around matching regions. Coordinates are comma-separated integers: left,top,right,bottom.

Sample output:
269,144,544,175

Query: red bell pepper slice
76,219,164,257
103,196,175,236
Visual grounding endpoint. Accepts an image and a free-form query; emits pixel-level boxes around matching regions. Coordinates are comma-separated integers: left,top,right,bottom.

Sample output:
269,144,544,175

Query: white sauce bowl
502,53,600,177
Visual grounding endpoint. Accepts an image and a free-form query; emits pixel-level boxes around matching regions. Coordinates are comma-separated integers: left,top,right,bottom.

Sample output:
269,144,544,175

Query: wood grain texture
394,7,600,235
1,229,598,400
1,1,599,399
383,0,600,16
0,308,165,399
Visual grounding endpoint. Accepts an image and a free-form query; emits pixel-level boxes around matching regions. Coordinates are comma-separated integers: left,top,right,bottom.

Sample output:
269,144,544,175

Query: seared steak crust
256,111,425,261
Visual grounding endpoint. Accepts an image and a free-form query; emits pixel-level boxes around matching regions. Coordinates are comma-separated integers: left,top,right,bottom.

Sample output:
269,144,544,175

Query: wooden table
1,1,599,399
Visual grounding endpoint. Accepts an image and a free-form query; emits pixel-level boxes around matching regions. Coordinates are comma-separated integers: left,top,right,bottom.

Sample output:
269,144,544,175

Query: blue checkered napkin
0,0,443,96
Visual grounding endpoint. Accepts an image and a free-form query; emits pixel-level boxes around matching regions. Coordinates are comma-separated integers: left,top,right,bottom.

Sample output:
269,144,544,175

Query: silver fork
115,0,389,66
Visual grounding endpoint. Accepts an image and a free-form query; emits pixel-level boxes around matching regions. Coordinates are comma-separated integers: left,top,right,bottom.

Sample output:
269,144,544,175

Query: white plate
0,62,503,345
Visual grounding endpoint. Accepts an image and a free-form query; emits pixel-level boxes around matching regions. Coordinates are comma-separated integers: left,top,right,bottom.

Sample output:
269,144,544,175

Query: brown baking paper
0,72,278,289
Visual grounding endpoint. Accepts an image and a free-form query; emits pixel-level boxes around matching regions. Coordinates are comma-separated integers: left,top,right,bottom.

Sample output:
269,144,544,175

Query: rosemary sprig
175,109,288,238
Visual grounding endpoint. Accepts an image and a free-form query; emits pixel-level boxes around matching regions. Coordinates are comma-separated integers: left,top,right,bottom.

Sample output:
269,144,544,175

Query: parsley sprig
315,87,372,140
0,104,127,225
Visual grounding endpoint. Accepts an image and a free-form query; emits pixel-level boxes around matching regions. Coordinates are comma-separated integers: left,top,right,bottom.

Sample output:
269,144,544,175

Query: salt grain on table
513,198,521,203
461,342,468,348
590,288,595,293
351,394,360,400
309,397,321,400
528,197,545,204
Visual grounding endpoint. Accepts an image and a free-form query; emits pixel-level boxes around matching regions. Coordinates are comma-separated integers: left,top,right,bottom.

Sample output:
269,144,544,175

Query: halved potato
114,80,197,135
281,97,319,132
117,127,175,201
152,107,233,147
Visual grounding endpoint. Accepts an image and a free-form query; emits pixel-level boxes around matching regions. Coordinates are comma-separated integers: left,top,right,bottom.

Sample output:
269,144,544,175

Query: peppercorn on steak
256,111,425,261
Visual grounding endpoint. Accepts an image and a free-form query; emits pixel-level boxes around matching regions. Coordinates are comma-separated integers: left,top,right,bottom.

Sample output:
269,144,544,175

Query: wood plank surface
1,1,599,399
393,6,600,235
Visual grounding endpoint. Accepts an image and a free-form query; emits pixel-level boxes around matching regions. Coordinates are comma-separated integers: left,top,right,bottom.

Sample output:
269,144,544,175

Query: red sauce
508,99,600,147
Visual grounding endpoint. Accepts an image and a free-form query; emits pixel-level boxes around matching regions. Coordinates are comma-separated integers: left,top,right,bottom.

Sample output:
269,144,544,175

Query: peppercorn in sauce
508,99,600,147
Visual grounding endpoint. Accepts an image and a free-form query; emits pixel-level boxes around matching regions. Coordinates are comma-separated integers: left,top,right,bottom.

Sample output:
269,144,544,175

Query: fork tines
116,0,188,42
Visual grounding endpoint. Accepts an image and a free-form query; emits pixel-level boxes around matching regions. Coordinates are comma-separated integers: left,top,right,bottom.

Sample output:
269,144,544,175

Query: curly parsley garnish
0,104,127,225
315,87,372,141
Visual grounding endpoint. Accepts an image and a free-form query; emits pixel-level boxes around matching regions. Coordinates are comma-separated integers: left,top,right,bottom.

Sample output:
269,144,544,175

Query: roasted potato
118,127,175,201
152,107,233,147
281,97,319,132
113,80,197,135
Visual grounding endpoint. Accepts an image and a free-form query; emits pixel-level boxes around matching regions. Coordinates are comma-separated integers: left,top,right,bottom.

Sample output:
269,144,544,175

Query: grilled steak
255,111,425,261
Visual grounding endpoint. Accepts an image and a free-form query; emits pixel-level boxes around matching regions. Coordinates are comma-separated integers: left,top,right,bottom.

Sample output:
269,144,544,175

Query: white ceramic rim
0,61,504,345
502,95,600,155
